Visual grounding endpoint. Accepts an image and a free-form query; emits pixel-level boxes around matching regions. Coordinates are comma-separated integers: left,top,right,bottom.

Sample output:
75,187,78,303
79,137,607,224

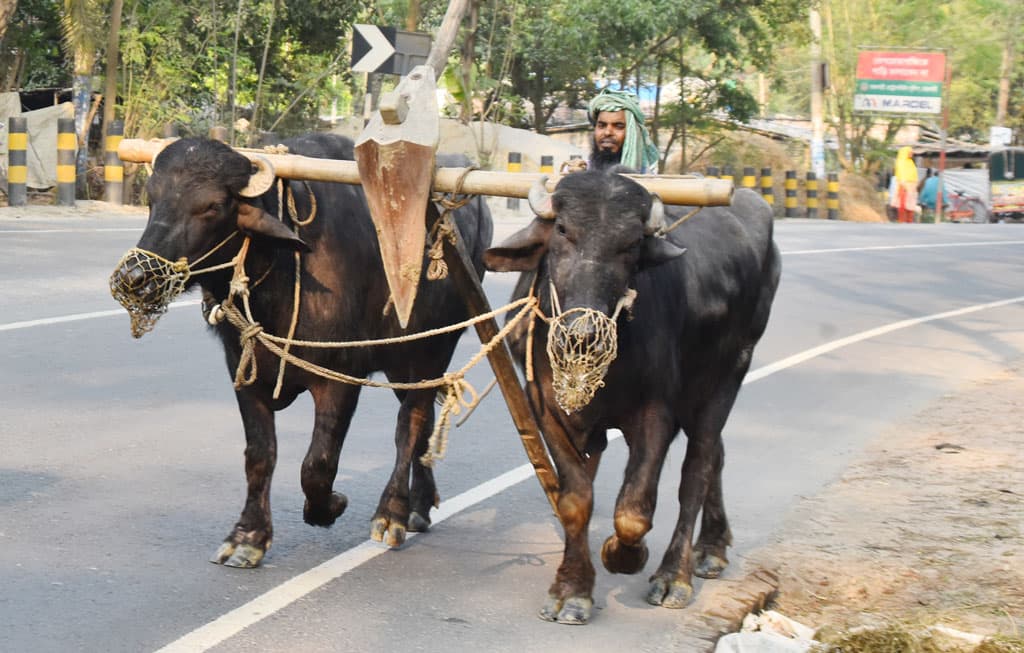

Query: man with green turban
587,88,660,173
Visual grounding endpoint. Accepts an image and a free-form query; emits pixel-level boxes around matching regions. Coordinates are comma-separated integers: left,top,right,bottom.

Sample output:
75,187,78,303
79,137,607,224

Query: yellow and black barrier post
741,166,756,191
784,170,798,217
104,120,124,205
760,167,774,206
506,152,521,210
805,171,818,219
720,165,734,185
827,172,840,220
57,117,77,206
6,116,27,206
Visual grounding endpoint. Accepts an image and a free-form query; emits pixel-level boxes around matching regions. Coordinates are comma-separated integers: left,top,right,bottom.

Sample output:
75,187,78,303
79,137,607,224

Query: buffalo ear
639,236,686,269
483,219,554,272
236,202,311,251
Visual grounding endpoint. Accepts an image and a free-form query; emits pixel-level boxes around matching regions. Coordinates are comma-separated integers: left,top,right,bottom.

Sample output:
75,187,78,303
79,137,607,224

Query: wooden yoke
353,0,563,515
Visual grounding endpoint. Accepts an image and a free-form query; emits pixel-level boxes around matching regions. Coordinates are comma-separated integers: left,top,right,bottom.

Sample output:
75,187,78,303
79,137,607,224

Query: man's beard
588,133,622,171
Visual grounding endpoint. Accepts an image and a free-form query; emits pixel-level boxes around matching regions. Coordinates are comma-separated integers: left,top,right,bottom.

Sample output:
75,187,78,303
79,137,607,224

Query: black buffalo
110,133,492,567
483,170,780,623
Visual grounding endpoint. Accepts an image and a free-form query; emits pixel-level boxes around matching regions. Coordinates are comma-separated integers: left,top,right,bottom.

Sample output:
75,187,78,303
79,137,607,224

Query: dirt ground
741,365,1024,647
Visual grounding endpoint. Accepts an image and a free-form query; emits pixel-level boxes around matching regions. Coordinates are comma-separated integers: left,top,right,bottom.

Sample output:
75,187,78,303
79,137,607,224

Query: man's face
594,110,627,154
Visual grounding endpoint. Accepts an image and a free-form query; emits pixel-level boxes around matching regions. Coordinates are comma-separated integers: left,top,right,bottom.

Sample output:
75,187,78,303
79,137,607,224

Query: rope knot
233,321,263,389
427,214,458,280
421,375,478,467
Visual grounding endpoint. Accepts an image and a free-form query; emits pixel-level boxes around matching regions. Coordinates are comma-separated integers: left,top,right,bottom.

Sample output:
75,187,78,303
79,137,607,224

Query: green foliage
0,0,67,89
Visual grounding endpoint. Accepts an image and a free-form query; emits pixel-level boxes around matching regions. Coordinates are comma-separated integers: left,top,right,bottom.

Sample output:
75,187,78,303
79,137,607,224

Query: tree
61,0,104,194
0,0,16,42
102,0,124,140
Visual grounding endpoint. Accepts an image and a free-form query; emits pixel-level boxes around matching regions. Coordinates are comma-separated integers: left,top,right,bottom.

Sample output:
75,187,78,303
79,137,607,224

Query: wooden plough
116,0,734,516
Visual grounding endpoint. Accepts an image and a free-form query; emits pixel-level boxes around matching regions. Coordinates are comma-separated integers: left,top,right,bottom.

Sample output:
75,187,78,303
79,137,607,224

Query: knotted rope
427,166,477,280
206,234,538,466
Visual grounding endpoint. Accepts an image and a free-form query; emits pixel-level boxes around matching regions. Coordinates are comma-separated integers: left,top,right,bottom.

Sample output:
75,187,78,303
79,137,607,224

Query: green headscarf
588,88,660,173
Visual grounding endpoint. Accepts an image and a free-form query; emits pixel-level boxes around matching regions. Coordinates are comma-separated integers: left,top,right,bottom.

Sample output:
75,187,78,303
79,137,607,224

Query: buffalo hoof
408,511,431,533
695,553,728,579
645,576,693,608
600,535,648,575
210,541,267,568
370,517,407,548
539,595,593,625
303,492,349,527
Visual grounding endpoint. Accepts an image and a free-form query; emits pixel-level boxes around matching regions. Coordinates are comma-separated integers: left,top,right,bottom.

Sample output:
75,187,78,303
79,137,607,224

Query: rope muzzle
109,232,241,338
544,283,636,414
109,248,191,338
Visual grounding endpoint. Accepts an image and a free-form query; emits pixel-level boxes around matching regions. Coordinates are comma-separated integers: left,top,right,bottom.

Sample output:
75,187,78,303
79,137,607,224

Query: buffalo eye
196,202,221,218
555,223,567,236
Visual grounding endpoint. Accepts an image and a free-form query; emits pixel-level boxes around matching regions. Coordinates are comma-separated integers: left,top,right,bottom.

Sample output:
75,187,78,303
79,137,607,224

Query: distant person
891,146,919,223
587,88,659,173
919,169,943,215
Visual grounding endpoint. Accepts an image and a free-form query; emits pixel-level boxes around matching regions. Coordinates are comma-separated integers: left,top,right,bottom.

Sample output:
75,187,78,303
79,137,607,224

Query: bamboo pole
118,138,734,207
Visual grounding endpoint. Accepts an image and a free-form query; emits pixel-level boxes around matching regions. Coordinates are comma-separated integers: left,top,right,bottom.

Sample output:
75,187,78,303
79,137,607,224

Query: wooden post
427,202,562,514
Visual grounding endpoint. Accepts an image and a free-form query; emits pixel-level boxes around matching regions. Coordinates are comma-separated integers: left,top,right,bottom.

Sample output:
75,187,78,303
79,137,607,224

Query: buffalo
110,133,492,567
482,170,780,623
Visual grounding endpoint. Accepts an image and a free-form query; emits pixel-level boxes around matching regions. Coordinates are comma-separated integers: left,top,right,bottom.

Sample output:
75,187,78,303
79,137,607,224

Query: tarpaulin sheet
1,93,75,189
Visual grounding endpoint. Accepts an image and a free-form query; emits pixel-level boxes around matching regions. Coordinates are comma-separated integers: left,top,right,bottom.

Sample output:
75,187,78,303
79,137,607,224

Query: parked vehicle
989,148,1024,221
946,189,990,223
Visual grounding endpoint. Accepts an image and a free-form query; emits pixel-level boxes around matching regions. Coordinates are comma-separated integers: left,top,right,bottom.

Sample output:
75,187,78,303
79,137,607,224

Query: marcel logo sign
854,50,945,115
854,94,941,114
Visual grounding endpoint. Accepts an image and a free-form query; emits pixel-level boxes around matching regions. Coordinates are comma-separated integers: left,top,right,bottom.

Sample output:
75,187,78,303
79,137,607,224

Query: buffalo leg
601,407,674,576
648,375,743,607
211,390,277,568
531,387,595,625
370,388,436,547
301,382,361,527
693,435,731,579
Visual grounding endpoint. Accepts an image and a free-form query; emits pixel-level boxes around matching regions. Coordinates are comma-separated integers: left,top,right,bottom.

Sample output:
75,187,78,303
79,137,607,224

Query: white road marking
152,293,1024,652
784,240,1024,255
0,227,143,234
0,300,200,333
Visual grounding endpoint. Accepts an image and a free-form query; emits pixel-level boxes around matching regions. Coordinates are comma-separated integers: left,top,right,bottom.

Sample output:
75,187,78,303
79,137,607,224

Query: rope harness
111,161,660,465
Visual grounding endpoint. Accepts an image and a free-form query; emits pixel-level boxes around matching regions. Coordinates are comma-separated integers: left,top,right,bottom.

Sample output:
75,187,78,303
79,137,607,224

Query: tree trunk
458,0,479,123
102,0,124,137
405,0,420,31
228,0,244,145
0,0,16,42
996,33,1015,126
249,0,280,145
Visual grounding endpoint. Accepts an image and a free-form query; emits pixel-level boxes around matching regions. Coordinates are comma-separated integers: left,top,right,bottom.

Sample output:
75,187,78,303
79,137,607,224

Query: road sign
351,25,432,76
351,25,396,74
853,51,945,115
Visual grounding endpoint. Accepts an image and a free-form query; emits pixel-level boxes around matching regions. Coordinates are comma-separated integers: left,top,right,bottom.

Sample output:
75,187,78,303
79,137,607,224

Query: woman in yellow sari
891,146,919,223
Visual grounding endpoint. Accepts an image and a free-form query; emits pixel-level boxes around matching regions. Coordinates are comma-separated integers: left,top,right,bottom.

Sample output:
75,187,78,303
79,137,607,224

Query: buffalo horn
644,194,667,235
528,175,556,220
239,155,277,198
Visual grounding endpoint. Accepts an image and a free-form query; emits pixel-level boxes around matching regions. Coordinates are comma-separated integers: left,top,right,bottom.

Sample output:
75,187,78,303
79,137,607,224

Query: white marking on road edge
0,227,143,234
153,293,1024,653
0,300,200,333
784,240,1024,255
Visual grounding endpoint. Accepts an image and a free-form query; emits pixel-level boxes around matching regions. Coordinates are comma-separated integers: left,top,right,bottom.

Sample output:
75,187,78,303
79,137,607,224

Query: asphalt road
2,203,1023,653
